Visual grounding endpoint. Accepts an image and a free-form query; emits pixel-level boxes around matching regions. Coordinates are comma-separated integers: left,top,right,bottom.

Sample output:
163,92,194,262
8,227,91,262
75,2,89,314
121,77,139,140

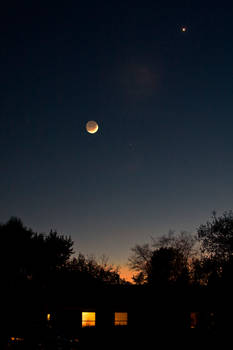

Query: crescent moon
86,120,99,134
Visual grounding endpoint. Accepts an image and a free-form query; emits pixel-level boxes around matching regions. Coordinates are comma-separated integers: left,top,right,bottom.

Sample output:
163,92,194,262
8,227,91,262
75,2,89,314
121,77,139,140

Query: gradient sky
1,1,233,280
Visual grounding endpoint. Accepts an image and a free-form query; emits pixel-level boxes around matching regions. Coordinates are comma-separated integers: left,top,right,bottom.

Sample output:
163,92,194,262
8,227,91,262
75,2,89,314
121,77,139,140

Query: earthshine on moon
86,120,99,134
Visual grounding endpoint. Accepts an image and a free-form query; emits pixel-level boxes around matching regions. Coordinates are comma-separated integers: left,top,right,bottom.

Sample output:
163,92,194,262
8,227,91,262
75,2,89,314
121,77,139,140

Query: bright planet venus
86,120,99,134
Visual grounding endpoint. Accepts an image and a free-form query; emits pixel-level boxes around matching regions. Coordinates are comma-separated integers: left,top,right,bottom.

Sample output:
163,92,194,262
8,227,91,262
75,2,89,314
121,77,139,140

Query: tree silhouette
128,244,152,284
1,217,33,281
148,247,189,286
198,210,233,286
68,253,125,285
1,216,126,291
152,230,196,262
198,211,233,259
129,232,195,285
1,217,74,285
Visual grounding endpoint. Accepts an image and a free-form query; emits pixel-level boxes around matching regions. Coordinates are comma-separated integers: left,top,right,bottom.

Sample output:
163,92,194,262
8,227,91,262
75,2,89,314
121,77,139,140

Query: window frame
82,311,96,328
114,312,128,326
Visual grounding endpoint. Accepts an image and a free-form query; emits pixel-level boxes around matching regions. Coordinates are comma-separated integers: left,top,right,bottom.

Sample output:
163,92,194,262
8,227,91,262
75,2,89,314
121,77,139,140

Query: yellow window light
82,312,96,327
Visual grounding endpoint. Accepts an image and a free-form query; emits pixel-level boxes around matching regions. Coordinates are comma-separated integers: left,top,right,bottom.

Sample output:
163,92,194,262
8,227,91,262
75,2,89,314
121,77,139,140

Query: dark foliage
1,217,73,285
198,210,233,286
1,217,124,289
129,231,194,286
148,247,189,286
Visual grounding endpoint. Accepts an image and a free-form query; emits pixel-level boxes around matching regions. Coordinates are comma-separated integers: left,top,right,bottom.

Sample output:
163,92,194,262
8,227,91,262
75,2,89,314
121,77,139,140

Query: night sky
1,1,233,279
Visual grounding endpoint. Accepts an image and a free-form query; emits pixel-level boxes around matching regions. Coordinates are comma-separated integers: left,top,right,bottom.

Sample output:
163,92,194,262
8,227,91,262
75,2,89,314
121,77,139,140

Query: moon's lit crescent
86,120,99,134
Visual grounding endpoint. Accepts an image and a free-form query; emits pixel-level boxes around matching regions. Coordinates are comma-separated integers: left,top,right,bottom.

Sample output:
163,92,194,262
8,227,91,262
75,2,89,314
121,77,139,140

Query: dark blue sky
1,1,233,278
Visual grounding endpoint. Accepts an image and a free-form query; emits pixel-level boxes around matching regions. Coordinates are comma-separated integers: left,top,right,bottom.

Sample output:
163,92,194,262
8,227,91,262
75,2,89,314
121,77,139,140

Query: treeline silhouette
2,211,233,346
1,217,124,290
2,211,233,301
129,210,233,290
4,211,233,291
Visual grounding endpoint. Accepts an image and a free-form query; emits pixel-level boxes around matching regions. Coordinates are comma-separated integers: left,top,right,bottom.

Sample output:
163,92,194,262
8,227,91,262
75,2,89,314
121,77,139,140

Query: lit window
114,312,128,326
82,312,96,327
190,312,199,328
46,313,51,321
